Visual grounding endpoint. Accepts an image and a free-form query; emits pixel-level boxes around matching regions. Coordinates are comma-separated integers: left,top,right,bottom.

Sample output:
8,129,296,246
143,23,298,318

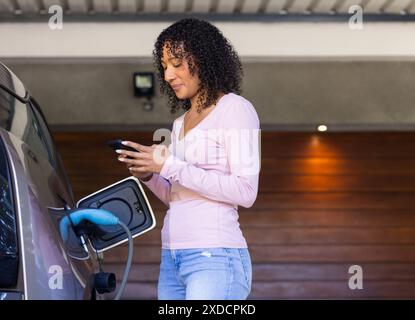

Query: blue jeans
158,247,252,300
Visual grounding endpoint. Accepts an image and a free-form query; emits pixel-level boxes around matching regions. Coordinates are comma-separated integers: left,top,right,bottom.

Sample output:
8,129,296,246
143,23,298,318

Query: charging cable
59,208,133,300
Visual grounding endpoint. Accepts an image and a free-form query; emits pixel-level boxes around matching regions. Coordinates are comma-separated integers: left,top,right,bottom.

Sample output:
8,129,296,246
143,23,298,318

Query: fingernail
121,141,127,145
118,157,124,162
116,150,122,154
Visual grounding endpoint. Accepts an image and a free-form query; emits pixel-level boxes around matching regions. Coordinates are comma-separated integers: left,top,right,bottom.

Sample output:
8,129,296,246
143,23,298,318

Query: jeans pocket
237,248,252,291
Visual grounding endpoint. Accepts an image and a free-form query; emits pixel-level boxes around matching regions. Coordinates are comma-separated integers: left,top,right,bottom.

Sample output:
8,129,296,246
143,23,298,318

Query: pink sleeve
159,99,260,208
140,173,171,207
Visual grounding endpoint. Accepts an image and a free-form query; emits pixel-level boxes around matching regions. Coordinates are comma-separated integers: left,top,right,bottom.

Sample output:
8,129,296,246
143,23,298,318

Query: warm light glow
317,125,328,132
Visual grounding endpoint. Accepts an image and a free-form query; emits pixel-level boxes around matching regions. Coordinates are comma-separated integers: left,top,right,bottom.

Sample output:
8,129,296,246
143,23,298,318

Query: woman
117,18,260,300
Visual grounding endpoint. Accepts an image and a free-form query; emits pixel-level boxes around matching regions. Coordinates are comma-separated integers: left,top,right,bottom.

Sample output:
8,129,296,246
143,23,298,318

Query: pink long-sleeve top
142,92,261,249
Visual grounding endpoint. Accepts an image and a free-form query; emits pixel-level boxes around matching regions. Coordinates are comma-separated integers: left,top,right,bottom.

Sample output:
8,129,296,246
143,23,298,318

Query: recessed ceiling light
317,125,328,132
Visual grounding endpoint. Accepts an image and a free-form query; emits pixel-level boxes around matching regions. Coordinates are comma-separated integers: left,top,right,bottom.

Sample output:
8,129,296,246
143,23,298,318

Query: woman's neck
189,94,199,112
189,91,224,113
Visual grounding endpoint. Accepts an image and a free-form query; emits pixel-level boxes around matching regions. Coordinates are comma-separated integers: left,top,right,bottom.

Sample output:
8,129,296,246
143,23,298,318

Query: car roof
0,61,28,102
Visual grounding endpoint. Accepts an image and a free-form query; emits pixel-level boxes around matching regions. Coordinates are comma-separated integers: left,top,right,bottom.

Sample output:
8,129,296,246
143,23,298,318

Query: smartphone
107,139,138,159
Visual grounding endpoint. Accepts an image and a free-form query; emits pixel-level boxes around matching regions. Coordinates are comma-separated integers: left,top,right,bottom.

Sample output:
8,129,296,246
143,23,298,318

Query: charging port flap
75,176,156,253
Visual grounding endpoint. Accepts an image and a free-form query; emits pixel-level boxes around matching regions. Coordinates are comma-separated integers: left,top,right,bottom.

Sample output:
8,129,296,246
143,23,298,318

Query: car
0,61,156,300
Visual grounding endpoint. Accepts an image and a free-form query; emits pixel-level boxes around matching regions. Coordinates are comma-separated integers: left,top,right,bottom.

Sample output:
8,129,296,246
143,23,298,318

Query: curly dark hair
153,18,243,114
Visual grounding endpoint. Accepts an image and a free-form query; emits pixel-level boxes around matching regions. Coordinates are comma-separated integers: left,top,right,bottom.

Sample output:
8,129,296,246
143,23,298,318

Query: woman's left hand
116,141,170,175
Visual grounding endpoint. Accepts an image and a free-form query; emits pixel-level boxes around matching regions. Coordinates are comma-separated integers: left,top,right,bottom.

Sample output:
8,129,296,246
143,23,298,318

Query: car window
0,138,17,256
27,99,57,168
0,86,14,131
0,88,56,168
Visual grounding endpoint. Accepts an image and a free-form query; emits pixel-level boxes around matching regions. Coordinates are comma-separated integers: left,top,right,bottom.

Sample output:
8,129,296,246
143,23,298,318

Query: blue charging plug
59,207,133,300
60,208,119,242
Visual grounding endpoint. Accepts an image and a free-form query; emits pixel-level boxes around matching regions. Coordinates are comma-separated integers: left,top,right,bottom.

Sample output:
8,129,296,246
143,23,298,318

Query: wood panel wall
53,131,415,299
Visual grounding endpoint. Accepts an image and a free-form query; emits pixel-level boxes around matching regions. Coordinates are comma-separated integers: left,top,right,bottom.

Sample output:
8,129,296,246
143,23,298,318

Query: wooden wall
53,131,415,299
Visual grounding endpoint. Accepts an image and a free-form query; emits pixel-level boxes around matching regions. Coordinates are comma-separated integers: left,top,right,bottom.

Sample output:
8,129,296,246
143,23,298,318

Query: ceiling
1,0,415,20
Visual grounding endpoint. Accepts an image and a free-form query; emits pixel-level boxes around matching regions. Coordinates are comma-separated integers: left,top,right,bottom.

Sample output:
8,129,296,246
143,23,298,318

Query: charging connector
59,208,134,300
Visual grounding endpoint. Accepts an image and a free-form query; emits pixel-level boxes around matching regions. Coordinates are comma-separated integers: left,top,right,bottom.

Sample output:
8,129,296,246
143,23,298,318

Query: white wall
2,21,415,58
